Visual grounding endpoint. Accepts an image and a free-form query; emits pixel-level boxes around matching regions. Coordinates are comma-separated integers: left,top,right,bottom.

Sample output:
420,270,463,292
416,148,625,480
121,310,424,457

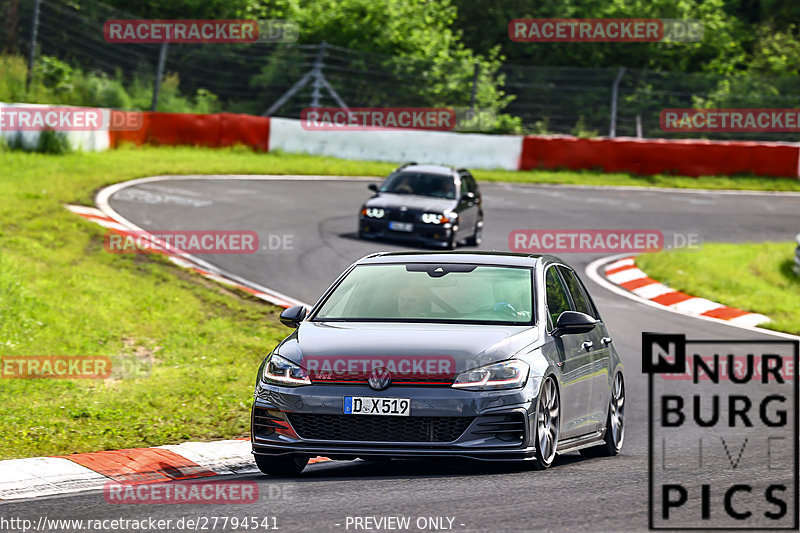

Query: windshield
379,173,457,199
313,263,534,324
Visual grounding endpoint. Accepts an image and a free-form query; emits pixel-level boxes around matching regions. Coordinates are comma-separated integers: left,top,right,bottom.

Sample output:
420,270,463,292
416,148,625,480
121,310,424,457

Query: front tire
531,376,560,470
465,220,482,246
444,231,457,250
580,372,625,457
254,454,308,476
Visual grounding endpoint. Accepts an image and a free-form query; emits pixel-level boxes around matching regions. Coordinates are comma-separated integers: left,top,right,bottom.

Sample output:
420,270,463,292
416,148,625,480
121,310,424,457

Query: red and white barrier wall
0,102,110,152
5,104,799,178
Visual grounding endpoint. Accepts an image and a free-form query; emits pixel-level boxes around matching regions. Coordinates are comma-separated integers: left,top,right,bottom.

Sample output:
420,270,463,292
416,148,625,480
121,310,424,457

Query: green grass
2,145,800,460
637,242,800,335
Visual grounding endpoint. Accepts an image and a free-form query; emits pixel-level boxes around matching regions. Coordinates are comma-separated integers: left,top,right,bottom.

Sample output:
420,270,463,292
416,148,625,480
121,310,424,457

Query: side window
545,267,570,328
575,273,602,320
459,177,469,196
464,174,477,193
557,266,591,316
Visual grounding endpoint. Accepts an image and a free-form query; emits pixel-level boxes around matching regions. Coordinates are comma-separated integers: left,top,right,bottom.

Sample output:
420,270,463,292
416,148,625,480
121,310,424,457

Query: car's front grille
471,412,526,442
386,209,419,223
286,413,474,442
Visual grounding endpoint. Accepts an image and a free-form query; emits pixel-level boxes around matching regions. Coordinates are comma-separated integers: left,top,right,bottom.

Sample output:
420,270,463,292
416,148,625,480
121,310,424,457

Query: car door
464,173,483,228
456,177,475,235
544,266,594,439
557,266,609,432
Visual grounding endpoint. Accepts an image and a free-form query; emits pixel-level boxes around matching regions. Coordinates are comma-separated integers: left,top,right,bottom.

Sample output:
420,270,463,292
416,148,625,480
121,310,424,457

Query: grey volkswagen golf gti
251,252,625,475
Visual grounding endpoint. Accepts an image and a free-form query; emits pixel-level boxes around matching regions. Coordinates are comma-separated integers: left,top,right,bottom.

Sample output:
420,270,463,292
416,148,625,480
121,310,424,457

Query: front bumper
251,382,536,461
359,217,455,247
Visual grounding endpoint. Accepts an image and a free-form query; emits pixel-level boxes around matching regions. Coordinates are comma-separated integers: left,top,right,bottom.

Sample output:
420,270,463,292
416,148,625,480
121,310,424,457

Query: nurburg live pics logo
643,332,799,530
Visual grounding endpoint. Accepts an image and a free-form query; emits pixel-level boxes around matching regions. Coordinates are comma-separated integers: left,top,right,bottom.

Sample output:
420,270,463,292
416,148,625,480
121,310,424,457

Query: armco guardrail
109,111,270,151
0,102,110,152
520,135,800,178
10,106,796,178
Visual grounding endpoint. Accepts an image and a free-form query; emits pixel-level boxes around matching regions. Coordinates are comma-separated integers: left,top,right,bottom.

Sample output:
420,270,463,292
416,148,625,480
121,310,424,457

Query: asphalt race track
4,177,800,532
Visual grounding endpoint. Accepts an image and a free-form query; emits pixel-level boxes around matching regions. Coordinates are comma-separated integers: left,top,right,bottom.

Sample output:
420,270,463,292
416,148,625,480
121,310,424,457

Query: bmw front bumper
251,383,538,461
359,217,455,248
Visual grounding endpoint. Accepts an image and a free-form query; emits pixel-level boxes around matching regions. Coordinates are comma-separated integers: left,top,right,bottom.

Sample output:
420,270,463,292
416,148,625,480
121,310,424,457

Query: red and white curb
603,256,770,328
0,440,330,500
66,205,308,310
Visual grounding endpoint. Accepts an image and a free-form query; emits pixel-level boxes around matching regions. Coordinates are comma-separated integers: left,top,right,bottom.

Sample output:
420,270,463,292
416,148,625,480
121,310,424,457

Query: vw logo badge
368,367,392,391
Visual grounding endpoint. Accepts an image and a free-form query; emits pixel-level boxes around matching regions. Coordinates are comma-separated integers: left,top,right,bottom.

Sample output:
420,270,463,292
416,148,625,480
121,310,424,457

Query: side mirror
461,191,475,202
552,311,596,336
368,184,379,193
279,306,307,328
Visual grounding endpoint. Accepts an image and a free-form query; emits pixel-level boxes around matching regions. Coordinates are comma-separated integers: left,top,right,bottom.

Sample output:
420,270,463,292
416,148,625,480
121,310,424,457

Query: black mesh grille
386,209,419,223
252,407,283,438
287,413,473,442
471,412,526,442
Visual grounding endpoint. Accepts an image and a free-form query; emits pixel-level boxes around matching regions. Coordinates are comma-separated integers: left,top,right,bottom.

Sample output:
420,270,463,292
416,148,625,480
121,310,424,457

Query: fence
3,0,800,142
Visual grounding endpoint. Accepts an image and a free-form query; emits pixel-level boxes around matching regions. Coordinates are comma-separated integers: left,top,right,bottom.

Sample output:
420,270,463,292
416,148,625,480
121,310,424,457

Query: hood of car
276,321,540,376
364,193,455,213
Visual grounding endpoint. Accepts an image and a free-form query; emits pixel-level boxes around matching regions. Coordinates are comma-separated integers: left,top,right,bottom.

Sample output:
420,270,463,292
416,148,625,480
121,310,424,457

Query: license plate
388,221,414,232
344,396,410,416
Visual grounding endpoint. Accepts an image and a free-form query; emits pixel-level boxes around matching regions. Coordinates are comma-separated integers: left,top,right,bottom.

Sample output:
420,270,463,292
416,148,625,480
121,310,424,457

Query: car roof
394,164,457,177
356,251,566,268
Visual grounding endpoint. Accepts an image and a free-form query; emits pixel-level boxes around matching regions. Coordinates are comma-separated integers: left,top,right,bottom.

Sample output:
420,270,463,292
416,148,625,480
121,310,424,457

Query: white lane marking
0,457,108,500
114,188,213,207
606,268,647,284
670,297,725,315
66,205,107,217
585,254,800,341
517,182,800,198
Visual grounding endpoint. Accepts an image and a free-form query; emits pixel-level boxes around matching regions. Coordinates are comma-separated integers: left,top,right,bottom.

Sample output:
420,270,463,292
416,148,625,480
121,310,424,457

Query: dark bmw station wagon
358,163,483,249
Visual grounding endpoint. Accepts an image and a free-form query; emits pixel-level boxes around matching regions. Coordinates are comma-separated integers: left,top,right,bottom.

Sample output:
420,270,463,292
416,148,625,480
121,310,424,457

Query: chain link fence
3,0,800,141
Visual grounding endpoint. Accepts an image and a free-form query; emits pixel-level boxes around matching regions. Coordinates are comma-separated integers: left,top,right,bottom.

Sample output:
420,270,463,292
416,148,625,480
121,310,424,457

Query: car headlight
421,212,451,224
361,207,385,218
452,360,529,390
261,354,311,386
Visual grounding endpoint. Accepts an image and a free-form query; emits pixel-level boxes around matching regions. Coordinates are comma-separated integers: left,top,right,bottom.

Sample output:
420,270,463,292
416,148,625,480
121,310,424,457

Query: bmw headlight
421,212,452,224
362,207,385,218
452,360,529,390
261,354,311,386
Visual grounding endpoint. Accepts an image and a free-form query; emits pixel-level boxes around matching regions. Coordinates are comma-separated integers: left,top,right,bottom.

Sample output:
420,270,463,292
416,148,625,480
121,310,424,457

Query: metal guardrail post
151,41,169,111
609,67,626,138
25,0,41,91
470,62,480,112
309,41,326,108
